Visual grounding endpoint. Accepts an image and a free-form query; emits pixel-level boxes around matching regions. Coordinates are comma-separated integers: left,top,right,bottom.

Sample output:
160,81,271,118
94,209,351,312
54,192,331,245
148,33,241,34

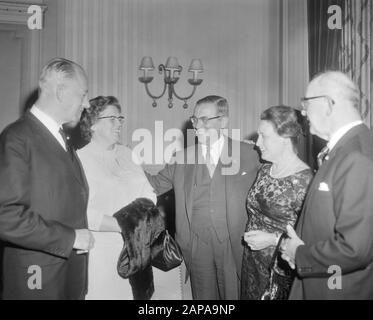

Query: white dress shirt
30,105,67,151
328,121,363,152
200,134,225,166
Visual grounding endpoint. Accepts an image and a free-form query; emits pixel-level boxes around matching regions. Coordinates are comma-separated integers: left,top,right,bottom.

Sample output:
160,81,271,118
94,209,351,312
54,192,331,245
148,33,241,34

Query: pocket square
318,182,329,192
241,171,247,176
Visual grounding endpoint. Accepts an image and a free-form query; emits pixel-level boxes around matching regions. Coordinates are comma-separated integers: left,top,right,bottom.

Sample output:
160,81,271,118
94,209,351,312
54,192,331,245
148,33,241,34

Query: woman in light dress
78,96,181,300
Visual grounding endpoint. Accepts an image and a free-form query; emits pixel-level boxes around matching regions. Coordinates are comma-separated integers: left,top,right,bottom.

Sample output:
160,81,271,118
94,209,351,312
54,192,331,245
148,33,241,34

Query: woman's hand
244,230,278,251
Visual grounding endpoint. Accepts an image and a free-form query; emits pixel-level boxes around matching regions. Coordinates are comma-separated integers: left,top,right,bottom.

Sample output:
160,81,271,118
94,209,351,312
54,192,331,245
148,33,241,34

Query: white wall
0,0,309,166
56,0,283,168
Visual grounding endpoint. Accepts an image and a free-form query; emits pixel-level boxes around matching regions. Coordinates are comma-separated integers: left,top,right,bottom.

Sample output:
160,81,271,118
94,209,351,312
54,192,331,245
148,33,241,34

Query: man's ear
325,103,333,116
56,83,66,103
326,97,336,117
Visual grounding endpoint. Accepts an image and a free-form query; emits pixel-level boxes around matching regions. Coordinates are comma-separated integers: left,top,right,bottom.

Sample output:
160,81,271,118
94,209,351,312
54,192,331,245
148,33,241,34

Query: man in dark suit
281,71,373,299
146,95,258,299
0,58,95,299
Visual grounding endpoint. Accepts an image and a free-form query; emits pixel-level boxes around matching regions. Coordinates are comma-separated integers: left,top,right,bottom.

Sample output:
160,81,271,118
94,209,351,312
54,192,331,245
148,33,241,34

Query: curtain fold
306,0,344,170
340,0,373,129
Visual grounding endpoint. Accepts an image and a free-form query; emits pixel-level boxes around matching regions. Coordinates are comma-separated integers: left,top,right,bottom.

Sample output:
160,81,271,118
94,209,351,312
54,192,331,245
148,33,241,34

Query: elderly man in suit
281,71,373,299
146,95,258,300
0,58,95,299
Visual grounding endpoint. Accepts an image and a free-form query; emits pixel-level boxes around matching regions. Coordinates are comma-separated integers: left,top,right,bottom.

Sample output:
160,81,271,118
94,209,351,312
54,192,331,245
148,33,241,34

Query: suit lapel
222,137,240,231
26,112,87,189
184,143,201,223
71,148,89,191
183,137,234,223
327,124,366,162
297,124,367,236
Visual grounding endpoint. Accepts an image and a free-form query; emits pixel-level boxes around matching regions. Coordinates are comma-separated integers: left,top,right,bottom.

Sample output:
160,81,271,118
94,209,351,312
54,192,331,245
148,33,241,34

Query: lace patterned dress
241,163,313,300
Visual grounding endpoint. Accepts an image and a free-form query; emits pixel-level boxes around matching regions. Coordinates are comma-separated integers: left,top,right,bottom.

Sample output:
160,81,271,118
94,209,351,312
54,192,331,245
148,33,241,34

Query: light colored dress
78,140,182,300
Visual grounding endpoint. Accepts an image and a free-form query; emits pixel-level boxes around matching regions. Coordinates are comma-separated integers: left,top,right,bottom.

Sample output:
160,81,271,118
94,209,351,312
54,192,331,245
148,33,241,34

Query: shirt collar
328,121,363,151
30,105,62,134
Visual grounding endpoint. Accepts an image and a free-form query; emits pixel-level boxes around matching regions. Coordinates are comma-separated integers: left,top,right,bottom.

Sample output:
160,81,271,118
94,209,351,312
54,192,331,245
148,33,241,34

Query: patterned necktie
317,145,330,168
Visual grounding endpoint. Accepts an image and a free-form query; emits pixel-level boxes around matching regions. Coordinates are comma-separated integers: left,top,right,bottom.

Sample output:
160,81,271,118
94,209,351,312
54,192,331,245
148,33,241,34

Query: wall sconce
138,56,203,109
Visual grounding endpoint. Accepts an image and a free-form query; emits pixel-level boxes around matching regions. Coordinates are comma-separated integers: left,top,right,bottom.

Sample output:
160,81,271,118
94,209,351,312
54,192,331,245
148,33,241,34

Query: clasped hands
244,225,305,270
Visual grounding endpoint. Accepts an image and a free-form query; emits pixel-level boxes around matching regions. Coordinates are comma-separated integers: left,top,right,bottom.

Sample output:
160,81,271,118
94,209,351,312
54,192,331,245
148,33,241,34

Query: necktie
317,145,329,168
59,128,73,159
58,128,85,184
205,149,216,178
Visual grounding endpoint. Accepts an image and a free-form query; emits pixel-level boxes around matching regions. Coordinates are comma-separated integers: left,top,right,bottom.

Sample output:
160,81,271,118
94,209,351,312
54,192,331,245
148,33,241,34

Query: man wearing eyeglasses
281,71,373,299
146,95,259,299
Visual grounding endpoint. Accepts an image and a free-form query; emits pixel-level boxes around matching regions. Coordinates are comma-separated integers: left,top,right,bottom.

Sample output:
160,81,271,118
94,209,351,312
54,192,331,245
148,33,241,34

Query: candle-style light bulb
165,57,180,69
139,56,155,79
188,59,203,80
165,57,180,79
139,56,155,70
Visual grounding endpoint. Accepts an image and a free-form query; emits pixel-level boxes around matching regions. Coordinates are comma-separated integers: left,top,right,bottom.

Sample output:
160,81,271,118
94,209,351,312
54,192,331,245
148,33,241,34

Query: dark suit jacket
146,137,259,277
0,112,89,299
290,124,373,300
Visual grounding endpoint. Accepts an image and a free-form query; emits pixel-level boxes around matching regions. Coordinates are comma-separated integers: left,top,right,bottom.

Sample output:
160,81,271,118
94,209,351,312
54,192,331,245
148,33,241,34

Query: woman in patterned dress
241,105,313,300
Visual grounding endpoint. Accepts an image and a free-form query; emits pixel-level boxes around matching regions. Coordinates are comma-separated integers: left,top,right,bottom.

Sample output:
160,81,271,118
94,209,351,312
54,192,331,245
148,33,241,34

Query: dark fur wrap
113,198,165,300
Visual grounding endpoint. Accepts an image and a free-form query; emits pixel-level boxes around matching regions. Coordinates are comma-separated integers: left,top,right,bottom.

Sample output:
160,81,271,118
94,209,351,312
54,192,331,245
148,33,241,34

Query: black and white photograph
0,0,372,306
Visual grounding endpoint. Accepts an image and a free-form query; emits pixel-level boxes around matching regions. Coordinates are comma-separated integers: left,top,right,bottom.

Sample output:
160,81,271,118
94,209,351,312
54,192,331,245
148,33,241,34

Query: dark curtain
306,0,344,170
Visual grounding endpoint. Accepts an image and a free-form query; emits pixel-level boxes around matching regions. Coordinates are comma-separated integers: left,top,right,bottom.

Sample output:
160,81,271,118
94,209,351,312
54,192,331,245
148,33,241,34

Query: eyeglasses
190,115,222,127
97,116,125,123
300,95,335,116
300,95,335,117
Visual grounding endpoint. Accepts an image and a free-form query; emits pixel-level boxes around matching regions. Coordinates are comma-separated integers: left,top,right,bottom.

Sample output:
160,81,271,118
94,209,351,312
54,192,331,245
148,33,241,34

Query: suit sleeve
0,131,75,258
295,152,373,278
145,163,176,196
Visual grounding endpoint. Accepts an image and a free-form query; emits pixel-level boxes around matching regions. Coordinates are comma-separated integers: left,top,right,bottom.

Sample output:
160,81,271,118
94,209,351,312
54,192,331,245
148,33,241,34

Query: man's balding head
36,58,89,125
304,71,362,140
39,58,87,94
308,71,360,110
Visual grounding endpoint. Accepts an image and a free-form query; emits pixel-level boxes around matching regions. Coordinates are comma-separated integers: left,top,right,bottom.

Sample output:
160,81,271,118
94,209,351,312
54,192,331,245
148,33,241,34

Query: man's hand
244,230,278,251
280,225,304,269
73,229,95,254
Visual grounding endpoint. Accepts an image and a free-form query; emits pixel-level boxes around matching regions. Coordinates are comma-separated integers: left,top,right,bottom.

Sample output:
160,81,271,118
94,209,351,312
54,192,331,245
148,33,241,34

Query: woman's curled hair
80,95,122,142
260,105,303,149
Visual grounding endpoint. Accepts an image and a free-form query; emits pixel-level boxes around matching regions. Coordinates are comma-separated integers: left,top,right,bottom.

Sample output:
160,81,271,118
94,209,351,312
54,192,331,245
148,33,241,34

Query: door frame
0,2,47,114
